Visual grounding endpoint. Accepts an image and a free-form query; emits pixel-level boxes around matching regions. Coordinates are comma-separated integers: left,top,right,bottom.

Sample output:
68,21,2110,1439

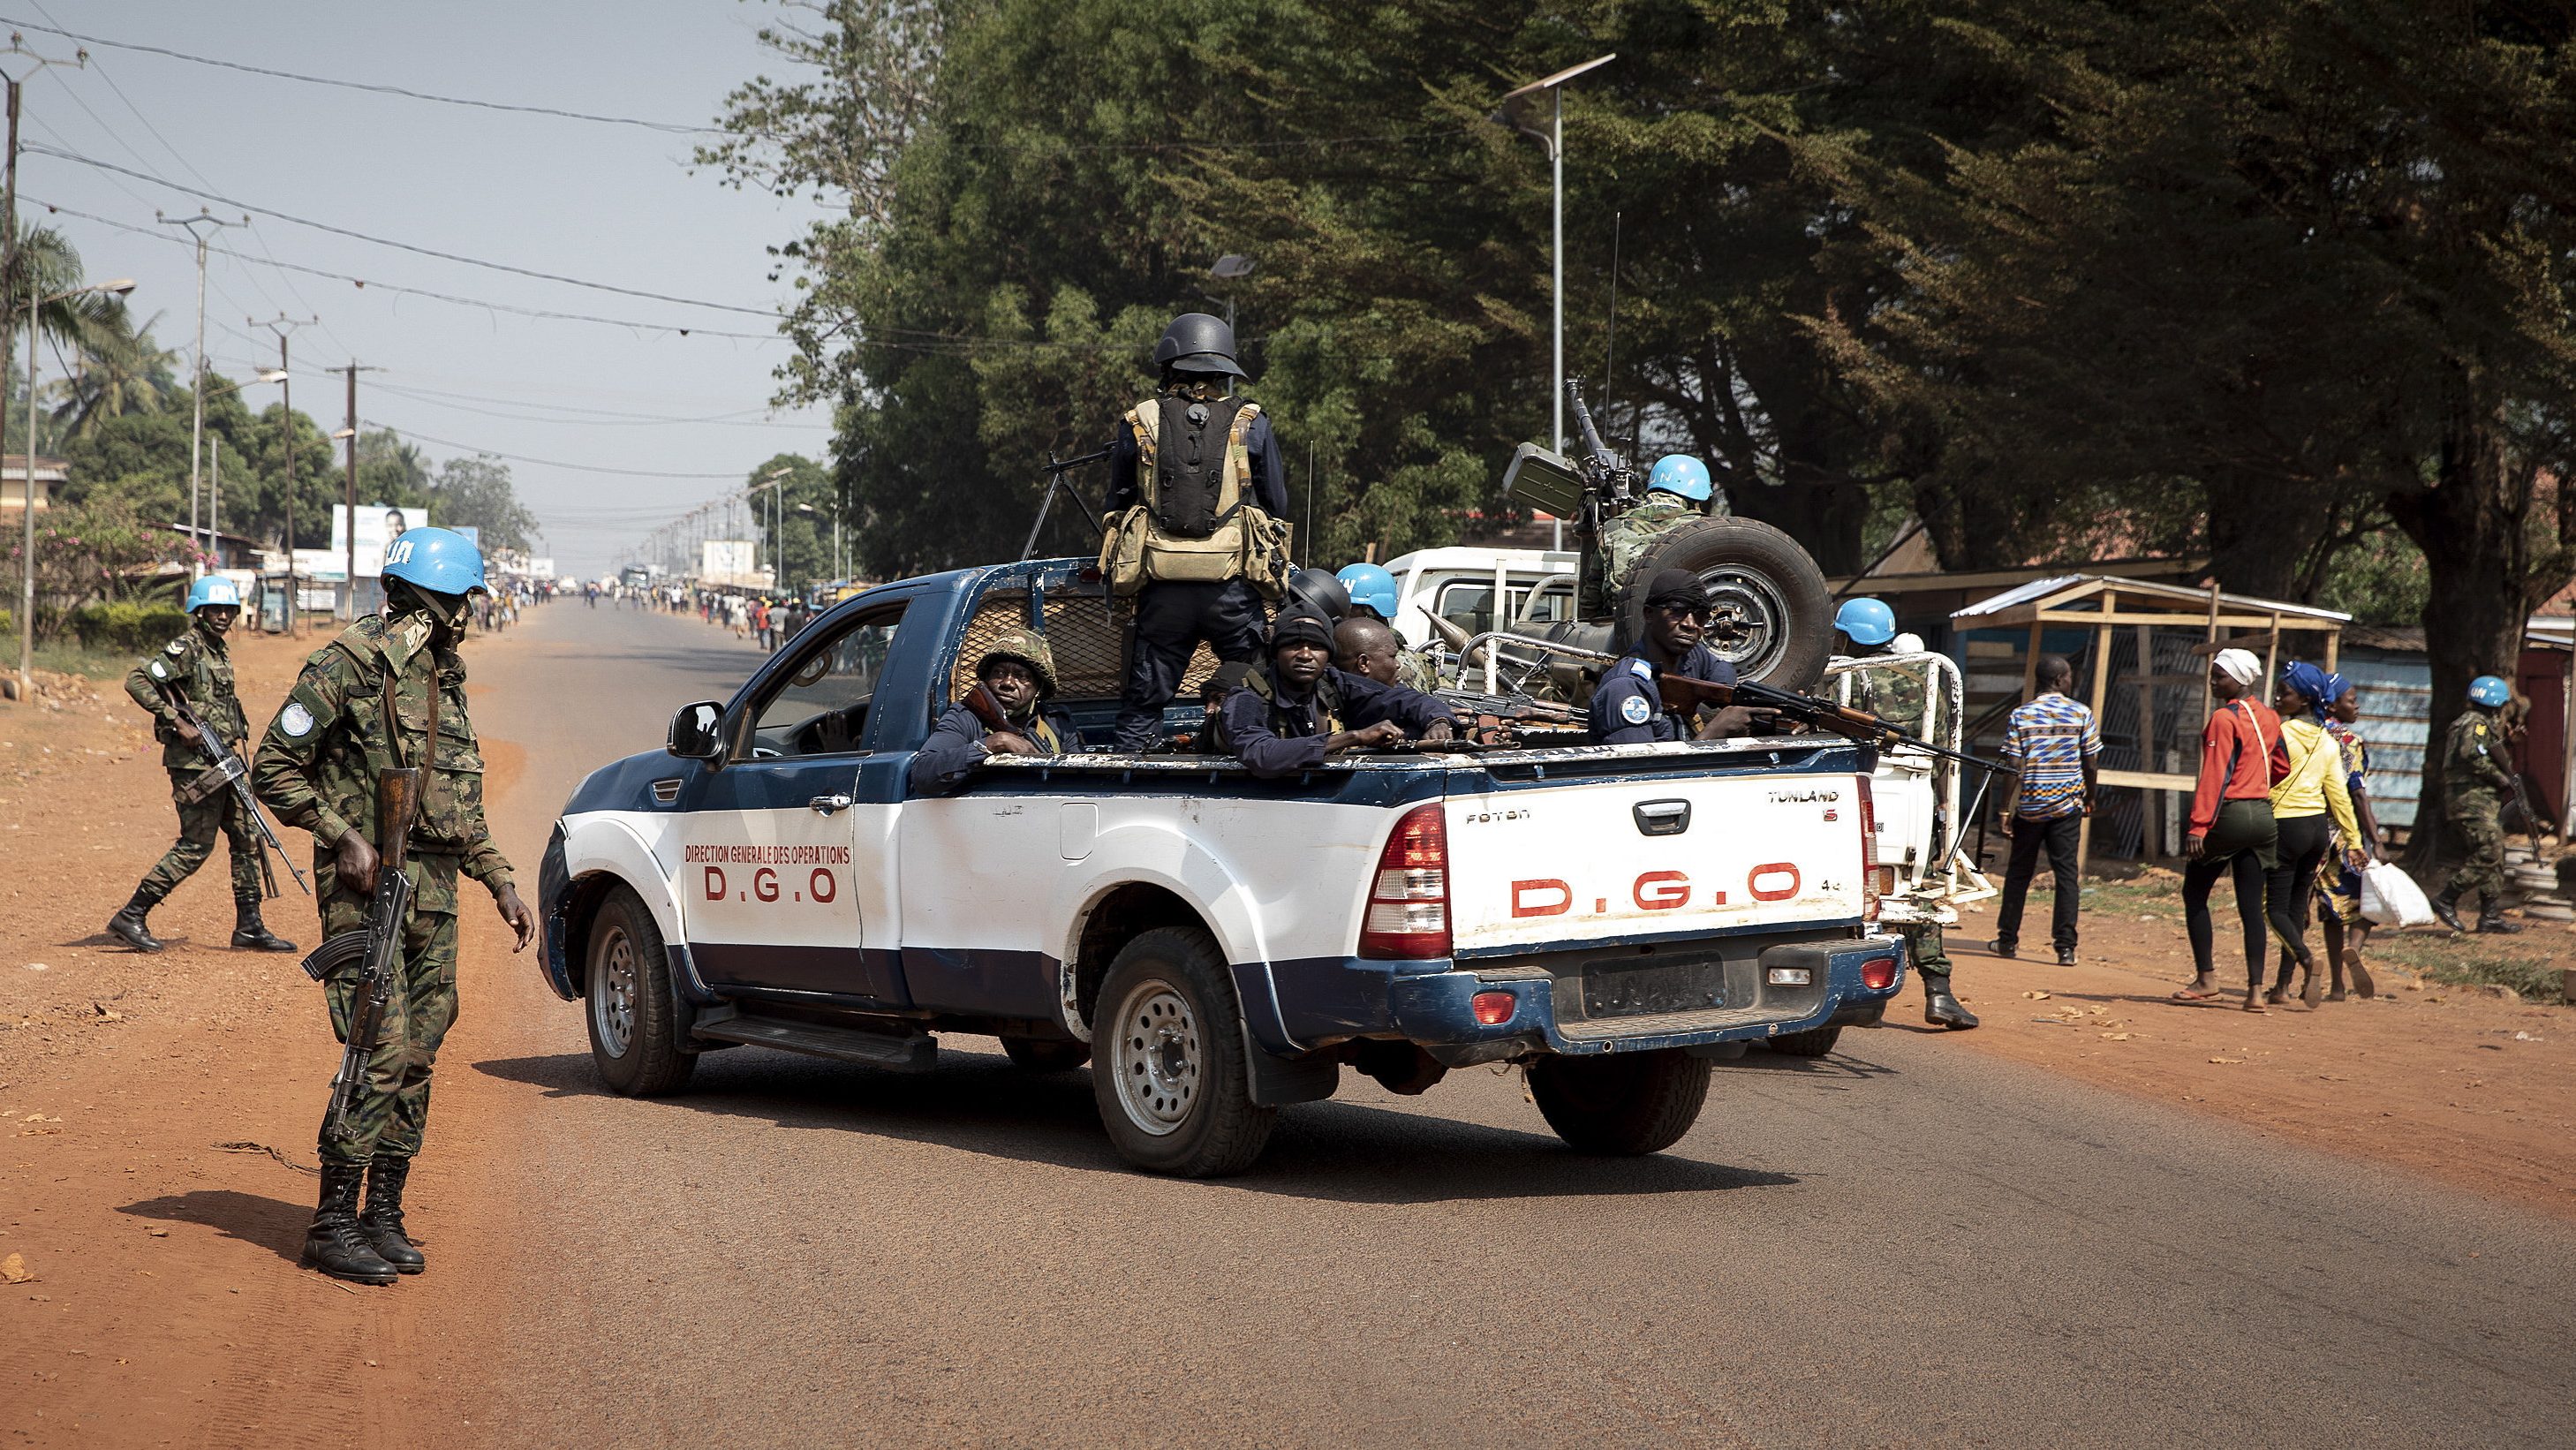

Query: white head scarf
2212,648,2262,688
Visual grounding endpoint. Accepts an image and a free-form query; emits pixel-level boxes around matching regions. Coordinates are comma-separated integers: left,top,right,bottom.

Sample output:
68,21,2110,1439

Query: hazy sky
19,0,834,576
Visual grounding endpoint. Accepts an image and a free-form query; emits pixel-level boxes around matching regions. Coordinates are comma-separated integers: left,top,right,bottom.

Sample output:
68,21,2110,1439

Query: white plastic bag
2359,861,2435,928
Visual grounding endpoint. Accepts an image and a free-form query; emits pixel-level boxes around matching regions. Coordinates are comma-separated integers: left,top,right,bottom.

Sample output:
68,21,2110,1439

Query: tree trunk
2386,374,2531,872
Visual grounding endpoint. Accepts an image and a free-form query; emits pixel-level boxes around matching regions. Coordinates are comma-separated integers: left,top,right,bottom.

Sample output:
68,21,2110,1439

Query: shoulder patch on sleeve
1627,658,1655,681
164,638,187,657
148,660,168,679
1620,693,1654,725
280,701,315,738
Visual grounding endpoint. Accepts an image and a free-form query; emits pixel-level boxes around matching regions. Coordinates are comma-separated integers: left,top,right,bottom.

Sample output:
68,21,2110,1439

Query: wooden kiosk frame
1951,576,2352,872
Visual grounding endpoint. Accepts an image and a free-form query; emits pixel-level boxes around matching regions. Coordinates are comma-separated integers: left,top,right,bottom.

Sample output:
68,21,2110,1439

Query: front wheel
1091,927,1277,1177
585,886,695,1097
1528,1049,1711,1155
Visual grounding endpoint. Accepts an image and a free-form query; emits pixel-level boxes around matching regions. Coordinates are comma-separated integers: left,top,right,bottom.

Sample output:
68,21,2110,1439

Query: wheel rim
1109,978,1201,1137
591,925,638,1059
1701,565,1793,680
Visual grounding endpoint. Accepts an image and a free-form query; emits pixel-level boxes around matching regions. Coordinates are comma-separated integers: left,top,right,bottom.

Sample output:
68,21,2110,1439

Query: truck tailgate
1441,762,1868,955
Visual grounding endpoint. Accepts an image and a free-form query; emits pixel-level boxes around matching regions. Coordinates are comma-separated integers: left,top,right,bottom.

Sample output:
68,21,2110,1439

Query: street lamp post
157,210,244,575
253,314,316,634
761,465,791,593
15,276,132,701
1495,53,1615,554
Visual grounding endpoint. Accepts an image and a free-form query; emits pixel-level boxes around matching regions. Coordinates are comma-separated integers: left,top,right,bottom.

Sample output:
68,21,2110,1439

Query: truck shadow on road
472,1047,1798,1205
118,1189,306,1265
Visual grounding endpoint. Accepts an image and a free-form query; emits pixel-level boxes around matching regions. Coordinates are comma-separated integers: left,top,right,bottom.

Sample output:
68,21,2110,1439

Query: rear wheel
1001,1036,1092,1073
1767,1025,1842,1057
1091,926,1277,1177
1617,517,1832,691
585,886,695,1097
1528,1049,1711,1155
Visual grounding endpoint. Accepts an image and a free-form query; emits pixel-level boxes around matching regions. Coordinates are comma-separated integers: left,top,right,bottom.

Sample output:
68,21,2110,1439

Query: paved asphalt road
449,600,2576,1449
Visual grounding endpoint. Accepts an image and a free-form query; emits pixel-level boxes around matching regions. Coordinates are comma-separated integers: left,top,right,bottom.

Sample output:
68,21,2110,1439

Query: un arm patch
280,701,315,737
1620,692,1654,725
148,660,168,680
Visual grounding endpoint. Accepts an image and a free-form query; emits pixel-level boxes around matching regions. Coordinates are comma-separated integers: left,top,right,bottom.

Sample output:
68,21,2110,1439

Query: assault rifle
1434,687,1583,746
148,677,309,897
1655,673,2016,776
299,767,421,1145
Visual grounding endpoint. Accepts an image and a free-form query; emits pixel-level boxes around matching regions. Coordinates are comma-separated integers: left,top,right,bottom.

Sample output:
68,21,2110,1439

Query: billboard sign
330,504,432,578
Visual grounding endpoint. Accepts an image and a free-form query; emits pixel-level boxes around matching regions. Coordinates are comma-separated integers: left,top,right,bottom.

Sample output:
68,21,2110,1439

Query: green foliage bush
71,600,191,652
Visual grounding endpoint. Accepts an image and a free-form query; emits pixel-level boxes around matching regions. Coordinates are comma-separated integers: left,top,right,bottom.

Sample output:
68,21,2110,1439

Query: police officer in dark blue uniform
1587,569,1764,745
1222,607,1454,778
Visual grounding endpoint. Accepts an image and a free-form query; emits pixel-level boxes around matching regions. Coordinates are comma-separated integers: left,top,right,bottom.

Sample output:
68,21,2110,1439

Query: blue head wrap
2282,661,2342,722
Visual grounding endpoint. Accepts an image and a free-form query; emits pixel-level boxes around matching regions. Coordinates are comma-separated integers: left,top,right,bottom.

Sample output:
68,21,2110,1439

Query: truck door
684,601,910,1001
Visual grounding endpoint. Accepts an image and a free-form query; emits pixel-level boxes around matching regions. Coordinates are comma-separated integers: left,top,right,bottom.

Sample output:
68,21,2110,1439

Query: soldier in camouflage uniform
254,527,534,1285
2430,675,2520,935
1835,598,1976,1030
1593,454,1724,615
107,576,297,955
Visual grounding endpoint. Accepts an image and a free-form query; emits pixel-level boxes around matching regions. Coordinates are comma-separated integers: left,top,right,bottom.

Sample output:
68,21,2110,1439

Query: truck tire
1618,517,1832,691
1528,1048,1711,1156
1767,1025,1842,1057
1091,926,1278,1177
1001,1036,1092,1073
585,885,696,1097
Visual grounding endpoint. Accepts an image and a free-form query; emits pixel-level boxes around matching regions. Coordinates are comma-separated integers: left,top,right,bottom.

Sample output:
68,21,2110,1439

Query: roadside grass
1976,865,2571,1004
34,641,140,681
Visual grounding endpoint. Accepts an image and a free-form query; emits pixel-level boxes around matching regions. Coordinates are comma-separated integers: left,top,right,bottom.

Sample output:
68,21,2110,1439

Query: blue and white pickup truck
538,559,1907,1175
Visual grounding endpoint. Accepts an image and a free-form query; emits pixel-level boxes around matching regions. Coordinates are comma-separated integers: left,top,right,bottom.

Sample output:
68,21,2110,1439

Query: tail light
1856,775,1880,923
1359,804,1451,959
1861,955,1900,991
1470,991,1516,1025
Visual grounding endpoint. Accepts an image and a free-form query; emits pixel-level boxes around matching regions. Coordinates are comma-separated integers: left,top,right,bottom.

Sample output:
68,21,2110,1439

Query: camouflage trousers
137,767,262,906
1900,920,1953,983
317,894,459,1168
2443,790,2506,905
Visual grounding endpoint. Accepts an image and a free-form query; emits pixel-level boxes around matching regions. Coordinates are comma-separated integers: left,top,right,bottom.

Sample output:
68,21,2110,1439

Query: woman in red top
2176,648,2292,1010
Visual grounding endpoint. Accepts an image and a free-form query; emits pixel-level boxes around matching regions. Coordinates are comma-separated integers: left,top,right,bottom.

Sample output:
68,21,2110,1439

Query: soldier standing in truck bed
1101,313,1292,751
107,575,296,955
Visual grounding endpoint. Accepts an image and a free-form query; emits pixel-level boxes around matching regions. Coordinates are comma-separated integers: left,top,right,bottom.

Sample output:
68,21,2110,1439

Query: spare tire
1616,517,1832,691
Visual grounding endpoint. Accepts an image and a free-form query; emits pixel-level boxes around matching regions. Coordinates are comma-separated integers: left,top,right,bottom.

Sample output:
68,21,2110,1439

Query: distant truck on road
536,558,1907,1175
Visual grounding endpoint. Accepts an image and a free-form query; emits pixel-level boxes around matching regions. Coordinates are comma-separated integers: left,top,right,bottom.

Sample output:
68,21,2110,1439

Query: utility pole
336,362,381,618
158,210,243,572
2,32,86,704
1493,54,1614,556
209,434,220,550
255,314,316,635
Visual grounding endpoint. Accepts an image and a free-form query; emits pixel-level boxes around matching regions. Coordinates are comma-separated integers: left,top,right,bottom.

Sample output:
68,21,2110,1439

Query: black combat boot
300,1162,397,1285
106,890,165,953
1924,977,1981,1031
359,1156,426,1274
2429,887,2467,934
230,900,298,953
2476,903,2525,934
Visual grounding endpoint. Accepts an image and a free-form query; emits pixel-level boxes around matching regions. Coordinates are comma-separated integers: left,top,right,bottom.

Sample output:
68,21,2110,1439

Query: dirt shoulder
0,622,533,1447
1925,877,2575,1220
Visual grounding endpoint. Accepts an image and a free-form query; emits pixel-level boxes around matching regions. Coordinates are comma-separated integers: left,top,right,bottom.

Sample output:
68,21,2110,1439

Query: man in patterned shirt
1991,655,2101,965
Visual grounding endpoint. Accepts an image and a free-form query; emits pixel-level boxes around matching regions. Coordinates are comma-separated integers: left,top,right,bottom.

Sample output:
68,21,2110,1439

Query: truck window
1435,579,1574,638
746,605,907,758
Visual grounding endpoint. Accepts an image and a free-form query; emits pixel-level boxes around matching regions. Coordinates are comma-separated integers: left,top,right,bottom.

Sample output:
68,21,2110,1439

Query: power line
32,197,788,341
357,419,752,479
0,14,720,134
26,145,784,317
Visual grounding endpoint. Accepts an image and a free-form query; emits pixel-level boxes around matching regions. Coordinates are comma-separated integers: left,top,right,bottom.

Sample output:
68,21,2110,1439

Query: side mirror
669,700,724,760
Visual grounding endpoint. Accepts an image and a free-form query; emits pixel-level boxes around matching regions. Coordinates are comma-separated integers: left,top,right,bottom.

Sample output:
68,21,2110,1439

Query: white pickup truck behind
539,559,1908,1175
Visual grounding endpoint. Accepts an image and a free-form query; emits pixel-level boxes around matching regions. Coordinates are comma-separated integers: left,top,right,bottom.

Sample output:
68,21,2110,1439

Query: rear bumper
1315,934,1907,1065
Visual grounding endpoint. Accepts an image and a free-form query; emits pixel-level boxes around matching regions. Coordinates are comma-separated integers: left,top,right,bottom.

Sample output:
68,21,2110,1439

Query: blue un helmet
184,575,242,612
380,526,488,597
1336,563,1398,621
1835,596,1897,648
1645,454,1713,503
2468,674,2512,708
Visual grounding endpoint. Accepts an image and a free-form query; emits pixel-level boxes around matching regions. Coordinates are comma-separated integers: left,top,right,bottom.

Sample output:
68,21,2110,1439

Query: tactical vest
1099,393,1292,598
1243,663,1346,741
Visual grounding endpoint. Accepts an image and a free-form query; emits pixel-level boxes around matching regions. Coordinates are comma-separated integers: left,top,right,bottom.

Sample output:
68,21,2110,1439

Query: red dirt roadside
0,626,530,1447
1926,887,2575,1217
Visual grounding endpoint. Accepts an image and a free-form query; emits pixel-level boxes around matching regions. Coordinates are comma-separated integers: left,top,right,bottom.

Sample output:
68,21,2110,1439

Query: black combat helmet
1154,312,1247,378
1286,567,1350,622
